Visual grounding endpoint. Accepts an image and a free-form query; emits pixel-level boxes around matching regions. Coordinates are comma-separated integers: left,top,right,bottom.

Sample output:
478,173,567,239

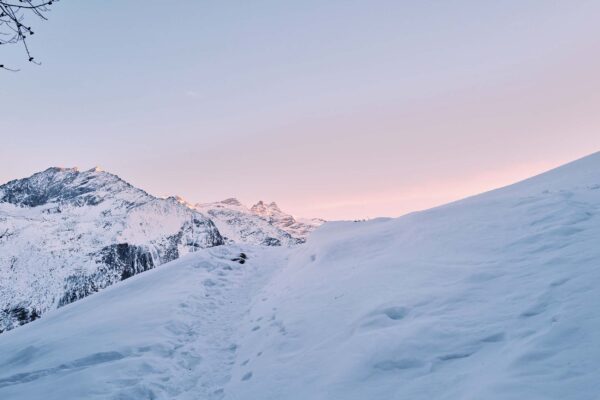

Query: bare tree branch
0,0,58,70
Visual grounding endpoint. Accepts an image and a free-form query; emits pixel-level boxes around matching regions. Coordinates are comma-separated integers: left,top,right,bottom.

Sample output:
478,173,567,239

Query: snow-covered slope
0,167,223,333
226,152,600,400
195,198,323,246
0,245,284,400
2,152,600,399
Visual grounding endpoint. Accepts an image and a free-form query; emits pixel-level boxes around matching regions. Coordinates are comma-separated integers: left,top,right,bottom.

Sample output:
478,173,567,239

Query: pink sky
2,1,600,220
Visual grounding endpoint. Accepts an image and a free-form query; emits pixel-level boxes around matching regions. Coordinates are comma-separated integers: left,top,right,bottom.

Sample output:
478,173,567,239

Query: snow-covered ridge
0,167,146,208
1,153,599,399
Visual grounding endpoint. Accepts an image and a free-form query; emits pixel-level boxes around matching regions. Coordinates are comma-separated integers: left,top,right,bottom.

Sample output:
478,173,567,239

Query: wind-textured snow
0,245,285,399
226,152,600,400
1,152,600,399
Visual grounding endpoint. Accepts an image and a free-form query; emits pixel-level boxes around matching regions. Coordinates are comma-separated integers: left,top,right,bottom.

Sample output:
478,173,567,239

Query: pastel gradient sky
2,1,600,220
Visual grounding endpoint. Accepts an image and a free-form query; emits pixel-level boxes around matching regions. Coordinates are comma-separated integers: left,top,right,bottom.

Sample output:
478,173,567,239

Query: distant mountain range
195,198,324,247
0,167,323,333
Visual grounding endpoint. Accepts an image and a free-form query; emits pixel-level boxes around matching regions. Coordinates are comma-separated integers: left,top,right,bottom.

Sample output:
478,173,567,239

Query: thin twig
0,0,57,69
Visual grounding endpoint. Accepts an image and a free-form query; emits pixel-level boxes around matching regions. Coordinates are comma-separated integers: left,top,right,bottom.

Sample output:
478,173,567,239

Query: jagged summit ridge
251,200,282,214
0,166,148,208
195,198,323,246
220,198,243,207
249,199,324,238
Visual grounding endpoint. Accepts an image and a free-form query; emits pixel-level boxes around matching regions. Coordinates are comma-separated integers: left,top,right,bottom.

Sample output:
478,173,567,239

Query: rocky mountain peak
267,201,281,212
250,200,281,216
220,198,243,207
0,167,147,208
170,195,194,208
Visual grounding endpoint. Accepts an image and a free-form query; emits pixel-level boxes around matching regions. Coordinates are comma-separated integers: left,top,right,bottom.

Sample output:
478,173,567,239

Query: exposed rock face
0,167,223,333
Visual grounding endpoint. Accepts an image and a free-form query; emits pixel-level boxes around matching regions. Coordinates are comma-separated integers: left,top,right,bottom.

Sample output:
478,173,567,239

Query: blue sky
2,1,600,219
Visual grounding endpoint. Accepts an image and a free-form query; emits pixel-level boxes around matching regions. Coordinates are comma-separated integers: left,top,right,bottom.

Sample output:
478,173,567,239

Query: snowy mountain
0,167,224,333
0,168,323,334
1,152,600,399
195,198,323,246
249,200,324,239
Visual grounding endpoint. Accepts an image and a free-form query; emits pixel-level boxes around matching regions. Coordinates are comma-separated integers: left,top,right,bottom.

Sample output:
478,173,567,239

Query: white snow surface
2,152,600,399
0,245,285,400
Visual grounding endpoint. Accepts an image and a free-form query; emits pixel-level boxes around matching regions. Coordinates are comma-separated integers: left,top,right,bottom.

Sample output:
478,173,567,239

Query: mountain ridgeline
2,153,600,399
0,167,323,333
